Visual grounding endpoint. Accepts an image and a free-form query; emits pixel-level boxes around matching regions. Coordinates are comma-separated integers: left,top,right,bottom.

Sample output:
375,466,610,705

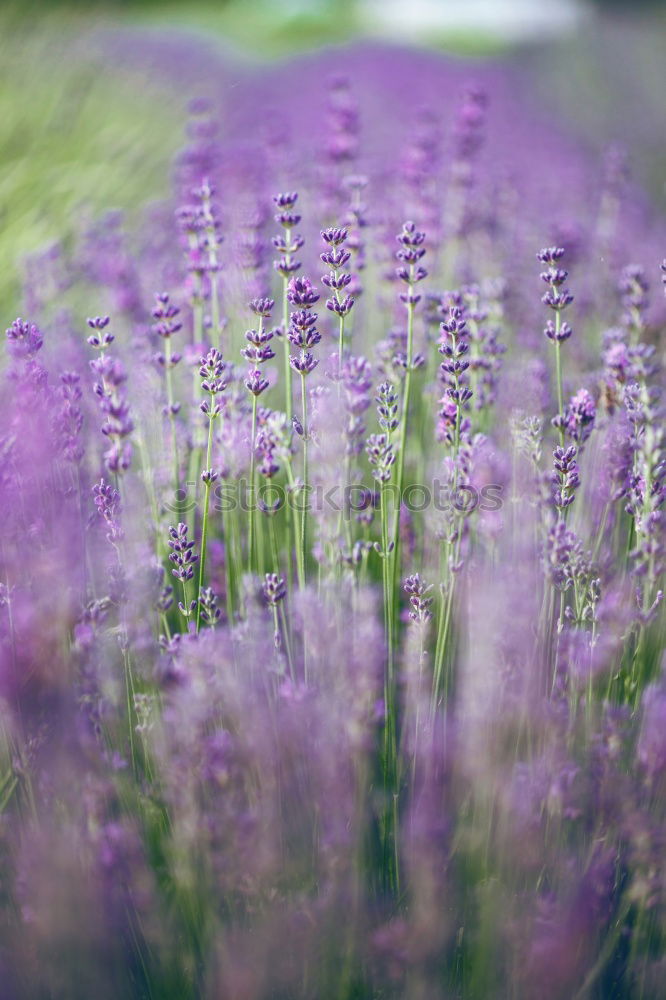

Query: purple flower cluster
287,276,320,376
539,246,574,342
88,316,134,473
243,297,275,397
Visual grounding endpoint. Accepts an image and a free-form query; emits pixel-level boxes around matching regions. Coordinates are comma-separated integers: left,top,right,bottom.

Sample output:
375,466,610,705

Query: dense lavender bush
0,38,665,1000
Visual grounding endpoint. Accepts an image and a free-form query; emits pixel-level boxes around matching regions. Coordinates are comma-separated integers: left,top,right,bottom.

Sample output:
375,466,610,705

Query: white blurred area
360,0,590,43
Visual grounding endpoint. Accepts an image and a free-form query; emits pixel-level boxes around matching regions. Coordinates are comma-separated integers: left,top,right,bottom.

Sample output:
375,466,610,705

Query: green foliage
0,8,182,313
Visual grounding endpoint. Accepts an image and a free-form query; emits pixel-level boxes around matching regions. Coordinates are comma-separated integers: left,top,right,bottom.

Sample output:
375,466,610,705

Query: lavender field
1,7,665,999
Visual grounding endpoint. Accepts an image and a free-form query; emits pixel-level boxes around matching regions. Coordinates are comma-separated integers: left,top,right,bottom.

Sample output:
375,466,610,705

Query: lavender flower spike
168,521,198,623
321,225,355,376
263,571,287,649
6,317,44,358
538,246,575,444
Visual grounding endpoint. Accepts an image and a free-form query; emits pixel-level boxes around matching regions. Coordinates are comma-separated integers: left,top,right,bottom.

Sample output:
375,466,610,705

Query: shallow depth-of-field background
3,0,666,312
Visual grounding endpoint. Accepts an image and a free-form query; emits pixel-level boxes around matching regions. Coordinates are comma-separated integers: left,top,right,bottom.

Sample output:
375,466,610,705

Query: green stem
380,476,398,893
300,373,309,584
210,273,221,352
282,253,293,422
180,576,192,631
248,394,258,575
285,459,304,591
196,392,215,633
269,511,280,576
222,504,234,624
432,581,448,707
164,336,180,503
554,323,565,447
380,479,392,663
390,287,416,658
279,602,295,680
123,646,137,777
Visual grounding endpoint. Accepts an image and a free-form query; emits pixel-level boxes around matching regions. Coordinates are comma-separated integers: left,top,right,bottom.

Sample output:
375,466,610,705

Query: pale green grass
0,1,360,315
0,7,184,313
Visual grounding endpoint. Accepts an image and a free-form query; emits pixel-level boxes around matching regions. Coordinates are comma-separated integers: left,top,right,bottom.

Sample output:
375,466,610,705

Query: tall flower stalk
538,246,574,446
367,383,399,892
242,298,275,575
432,299,473,704
151,293,182,502
168,521,199,628
262,572,288,658
273,192,303,423
87,316,134,477
197,180,224,350
392,221,427,618
196,348,226,631
624,339,664,692
403,572,433,782
287,277,320,585
320,226,355,380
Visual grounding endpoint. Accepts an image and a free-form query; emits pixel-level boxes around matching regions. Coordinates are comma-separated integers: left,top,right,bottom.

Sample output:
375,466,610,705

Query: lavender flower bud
168,522,198,583
321,226,348,246
199,586,221,626
544,319,573,342
199,348,227,394
366,433,395,483
552,388,596,447
326,295,354,317
538,247,574,348
403,573,433,623
241,342,275,365
552,445,580,511
6,318,44,358
262,572,286,606
287,277,320,307
288,309,321,349
289,351,318,376
273,191,300,224
244,368,270,396
151,294,182,339
536,247,566,264
249,297,275,318
93,478,123,542
376,381,399,433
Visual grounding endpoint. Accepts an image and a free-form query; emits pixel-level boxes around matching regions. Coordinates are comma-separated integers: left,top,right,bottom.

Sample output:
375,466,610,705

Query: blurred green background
1,0,665,315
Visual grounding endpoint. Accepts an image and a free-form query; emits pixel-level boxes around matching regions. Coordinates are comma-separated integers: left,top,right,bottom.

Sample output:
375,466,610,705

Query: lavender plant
0,39,665,1000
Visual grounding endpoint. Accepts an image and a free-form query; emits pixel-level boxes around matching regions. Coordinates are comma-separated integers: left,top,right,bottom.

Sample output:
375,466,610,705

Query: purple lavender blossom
321,227,355,318
366,433,395,483
93,478,123,542
340,356,373,456
552,445,581,513
396,221,427,307
87,317,133,474
538,247,574,342
273,192,303,279
403,574,433,623
553,388,596,448
262,572,286,606
6,317,44,358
